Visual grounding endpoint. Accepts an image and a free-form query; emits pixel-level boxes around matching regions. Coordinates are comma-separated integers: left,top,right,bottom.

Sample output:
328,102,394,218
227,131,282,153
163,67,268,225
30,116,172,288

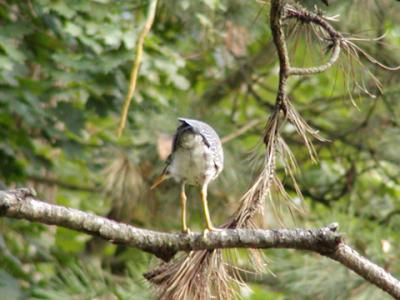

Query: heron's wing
178,118,218,146
172,120,193,152
178,118,224,170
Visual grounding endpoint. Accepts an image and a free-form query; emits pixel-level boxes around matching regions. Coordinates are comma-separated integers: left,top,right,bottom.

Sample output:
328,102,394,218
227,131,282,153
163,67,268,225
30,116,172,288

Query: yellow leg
180,183,189,233
200,185,215,231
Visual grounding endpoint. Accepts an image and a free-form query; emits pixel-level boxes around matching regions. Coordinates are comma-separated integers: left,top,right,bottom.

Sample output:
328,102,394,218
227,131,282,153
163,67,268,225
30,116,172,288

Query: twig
288,41,341,75
221,119,262,144
284,4,342,76
1,188,400,298
116,0,158,137
329,244,400,298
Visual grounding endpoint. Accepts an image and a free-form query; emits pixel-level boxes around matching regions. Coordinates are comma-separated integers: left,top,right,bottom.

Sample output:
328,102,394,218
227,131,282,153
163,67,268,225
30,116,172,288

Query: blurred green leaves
0,270,23,300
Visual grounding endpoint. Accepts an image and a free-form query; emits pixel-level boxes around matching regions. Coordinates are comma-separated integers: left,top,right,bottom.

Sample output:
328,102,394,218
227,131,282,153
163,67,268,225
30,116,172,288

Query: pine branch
1,188,399,298
284,4,342,76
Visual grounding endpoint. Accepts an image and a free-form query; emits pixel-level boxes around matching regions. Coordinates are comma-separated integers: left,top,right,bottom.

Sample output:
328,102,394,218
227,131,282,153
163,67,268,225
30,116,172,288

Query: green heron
151,118,224,232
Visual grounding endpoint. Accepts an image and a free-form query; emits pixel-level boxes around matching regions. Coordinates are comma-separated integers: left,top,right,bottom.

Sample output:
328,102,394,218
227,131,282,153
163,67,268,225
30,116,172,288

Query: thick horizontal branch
0,189,340,260
1,189,399,298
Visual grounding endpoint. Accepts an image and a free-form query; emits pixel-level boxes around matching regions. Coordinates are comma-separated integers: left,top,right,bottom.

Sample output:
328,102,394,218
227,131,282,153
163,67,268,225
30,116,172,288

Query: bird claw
202,227,222,237
182,228,191,234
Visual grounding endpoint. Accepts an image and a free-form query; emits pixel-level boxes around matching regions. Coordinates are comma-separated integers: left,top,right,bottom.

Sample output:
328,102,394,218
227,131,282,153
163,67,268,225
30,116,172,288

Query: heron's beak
151,174,169,190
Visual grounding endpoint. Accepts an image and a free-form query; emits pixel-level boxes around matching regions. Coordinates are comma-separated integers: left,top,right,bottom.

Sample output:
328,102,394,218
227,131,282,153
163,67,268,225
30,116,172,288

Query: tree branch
220,118,262,144
270,0,290,107
1,189,400,298
0,189,340,261
288,41,341,76
329,244,400,298
284,4,342,76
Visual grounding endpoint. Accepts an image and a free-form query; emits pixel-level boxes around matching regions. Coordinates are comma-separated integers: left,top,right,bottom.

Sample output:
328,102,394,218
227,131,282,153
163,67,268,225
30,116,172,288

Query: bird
151,118,224,233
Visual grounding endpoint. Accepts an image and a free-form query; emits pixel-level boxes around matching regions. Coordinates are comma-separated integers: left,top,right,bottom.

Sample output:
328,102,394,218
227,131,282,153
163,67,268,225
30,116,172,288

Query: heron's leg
180,182,189,233
200,184,215,231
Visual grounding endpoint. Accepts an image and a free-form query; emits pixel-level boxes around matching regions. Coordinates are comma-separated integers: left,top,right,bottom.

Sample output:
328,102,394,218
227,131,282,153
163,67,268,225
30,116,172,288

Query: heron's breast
168,133,214,185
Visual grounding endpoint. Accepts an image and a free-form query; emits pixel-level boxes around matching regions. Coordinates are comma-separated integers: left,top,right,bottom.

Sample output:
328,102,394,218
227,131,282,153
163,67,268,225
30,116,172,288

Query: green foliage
0,0,400,299
29,262,151,300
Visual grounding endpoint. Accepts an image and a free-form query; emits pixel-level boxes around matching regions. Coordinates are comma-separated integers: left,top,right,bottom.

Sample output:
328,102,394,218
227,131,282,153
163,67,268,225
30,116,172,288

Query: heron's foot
202,226,222,237
182,228,191,234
